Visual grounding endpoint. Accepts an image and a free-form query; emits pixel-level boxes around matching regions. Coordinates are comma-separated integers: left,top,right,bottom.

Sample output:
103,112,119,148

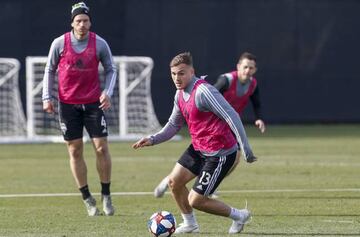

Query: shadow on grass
255,214,360,217
246,232,360,236
249,196,360,200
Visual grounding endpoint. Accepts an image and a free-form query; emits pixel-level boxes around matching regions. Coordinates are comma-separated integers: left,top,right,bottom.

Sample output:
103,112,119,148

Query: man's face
71,14,91,37
170,63,194,90
237,58,257,81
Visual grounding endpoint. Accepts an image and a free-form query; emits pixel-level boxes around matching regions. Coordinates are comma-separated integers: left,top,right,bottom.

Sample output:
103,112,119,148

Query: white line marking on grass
0,192,153,198
219,188,360,194
1,188,360,198
322,220,354,224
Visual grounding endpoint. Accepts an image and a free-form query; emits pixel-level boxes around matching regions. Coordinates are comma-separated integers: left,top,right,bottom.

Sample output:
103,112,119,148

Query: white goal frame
0,58,27,143
26,56,163,142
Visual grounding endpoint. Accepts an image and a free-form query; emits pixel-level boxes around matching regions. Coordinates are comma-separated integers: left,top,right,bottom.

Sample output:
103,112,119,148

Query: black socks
101,182,111,196
79,182,111,199
79,185,91,200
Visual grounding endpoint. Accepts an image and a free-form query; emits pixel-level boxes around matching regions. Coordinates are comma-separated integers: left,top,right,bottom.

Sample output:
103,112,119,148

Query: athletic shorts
59,101,108,141
177,144,237,196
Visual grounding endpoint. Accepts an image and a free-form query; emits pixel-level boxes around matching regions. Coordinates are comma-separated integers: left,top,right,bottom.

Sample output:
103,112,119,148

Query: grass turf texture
0,125,359,236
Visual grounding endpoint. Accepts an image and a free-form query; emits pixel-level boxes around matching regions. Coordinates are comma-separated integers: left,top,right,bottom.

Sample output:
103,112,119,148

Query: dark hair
170,52,193,67
238,52,256,64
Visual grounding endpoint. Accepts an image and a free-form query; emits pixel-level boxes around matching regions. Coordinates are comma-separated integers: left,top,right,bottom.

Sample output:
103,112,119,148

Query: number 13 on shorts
199,171,211,185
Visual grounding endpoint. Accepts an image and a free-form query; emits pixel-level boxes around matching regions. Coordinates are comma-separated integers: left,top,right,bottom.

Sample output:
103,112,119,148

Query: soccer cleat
83,196,100,216
101,195,115,216
154,176,169,198
228,209,251,234
174,223,200,234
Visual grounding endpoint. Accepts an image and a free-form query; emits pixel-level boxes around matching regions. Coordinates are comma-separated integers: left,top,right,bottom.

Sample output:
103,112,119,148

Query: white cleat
154,176,169,198
228,209,251,234
83,196,100,216
101,195,115,216
174,223,200,234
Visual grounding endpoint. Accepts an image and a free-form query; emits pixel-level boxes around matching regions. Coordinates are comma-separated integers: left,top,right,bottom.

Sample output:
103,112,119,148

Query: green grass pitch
0,125,359,236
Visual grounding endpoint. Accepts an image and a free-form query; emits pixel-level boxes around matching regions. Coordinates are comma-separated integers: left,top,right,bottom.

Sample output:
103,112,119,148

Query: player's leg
60,102,99,216
67,138,87,188
188,151,250,234
91,137,111,183
169,164,199,234
168,145,202,233
190,191,250,234
154,175,170,198
91,137,114,216
168,163,195,214
67,138,100,216
85,102,114,216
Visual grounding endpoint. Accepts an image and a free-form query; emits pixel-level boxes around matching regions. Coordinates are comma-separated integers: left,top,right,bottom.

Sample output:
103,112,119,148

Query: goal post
25,56,163,142
0,58,27,143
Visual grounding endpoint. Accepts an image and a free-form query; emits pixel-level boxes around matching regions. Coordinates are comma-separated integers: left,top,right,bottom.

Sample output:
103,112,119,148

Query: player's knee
168,177,176,190
168,177,180,191
94,145,109,157
66,139,83,158
67,147,82,159
188,192,205,209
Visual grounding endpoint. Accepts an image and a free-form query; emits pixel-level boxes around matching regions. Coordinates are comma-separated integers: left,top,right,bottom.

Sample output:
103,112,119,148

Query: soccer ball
147,211,176,237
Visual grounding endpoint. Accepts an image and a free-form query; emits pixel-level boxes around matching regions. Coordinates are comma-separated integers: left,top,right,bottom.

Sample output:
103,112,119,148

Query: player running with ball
154,52,265,199
133,52,256,234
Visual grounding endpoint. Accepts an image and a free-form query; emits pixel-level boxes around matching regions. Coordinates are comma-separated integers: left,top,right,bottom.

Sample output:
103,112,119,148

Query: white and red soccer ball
147,211,176,237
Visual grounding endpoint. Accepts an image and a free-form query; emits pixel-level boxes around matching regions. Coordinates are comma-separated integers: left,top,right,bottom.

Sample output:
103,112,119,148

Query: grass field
0,125,359,237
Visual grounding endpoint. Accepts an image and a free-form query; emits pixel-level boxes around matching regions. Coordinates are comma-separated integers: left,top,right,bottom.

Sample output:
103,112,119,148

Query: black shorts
59,101,108,141
177,144,237,196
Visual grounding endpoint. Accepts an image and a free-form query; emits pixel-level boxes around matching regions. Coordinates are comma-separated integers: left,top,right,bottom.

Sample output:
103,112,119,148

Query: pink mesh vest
58,32,100,104
178,80,236,153
223,71,257,114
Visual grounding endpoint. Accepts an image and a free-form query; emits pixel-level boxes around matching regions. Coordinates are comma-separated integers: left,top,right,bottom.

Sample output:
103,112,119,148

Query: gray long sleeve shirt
151,76,254,159
42,31,117,101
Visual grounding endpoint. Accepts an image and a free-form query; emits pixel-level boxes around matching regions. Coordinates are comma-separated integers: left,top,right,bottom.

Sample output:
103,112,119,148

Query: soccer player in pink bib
214,52,265,133
154,52,265,200
42,2,117,216
133,52,257,234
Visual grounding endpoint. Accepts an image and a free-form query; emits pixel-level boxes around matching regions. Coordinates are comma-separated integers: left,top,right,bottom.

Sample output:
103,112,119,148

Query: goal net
26,56,162,142
0,58,27,143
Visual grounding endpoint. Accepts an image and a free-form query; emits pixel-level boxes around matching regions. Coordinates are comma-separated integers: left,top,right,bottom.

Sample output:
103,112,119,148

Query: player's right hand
43,101,54,114
132,137,152,149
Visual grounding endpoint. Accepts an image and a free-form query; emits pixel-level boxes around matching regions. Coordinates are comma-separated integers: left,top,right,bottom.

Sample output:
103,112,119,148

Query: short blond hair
170,52,193,67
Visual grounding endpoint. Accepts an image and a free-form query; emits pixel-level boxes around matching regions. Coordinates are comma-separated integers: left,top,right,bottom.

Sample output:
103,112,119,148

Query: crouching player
132,52,257,234
153,52,265,199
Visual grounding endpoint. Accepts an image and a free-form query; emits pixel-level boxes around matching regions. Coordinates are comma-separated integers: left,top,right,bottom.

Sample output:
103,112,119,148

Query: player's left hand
255,119,266,133
99,93,111,110
245,154,257,163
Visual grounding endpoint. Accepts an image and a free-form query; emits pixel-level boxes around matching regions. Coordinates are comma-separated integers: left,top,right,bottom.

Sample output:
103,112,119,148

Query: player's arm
97,36,117,110
212,74,230,94
42,36,63,114
250,87,266,133
196,84,257,162
132,92,185,149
